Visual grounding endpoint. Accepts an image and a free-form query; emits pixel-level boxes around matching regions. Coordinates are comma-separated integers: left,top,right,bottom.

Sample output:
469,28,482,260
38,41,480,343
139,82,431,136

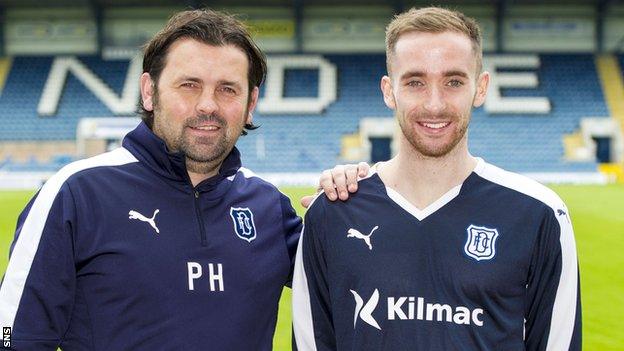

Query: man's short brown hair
385,7,483,74
139,8,266,133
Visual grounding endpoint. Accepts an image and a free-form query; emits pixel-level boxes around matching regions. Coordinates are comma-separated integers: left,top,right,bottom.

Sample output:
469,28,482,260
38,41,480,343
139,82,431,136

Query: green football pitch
1,185,623,350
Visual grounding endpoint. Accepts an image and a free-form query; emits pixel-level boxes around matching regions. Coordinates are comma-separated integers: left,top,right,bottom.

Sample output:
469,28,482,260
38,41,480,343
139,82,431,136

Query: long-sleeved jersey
0,122,302,350
293,159,581,350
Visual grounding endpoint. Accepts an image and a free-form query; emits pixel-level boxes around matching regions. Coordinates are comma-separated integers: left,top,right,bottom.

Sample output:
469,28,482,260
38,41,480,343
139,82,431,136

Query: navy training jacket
0,122,302,350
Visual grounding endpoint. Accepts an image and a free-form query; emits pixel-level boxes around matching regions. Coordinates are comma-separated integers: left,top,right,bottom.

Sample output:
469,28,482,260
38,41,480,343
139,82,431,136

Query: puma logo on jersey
129,209,160,234
347,226,379,250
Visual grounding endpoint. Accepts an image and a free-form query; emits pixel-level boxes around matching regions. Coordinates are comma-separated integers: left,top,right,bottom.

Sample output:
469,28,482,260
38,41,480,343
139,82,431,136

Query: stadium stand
470,54,609,172
0,53,613,176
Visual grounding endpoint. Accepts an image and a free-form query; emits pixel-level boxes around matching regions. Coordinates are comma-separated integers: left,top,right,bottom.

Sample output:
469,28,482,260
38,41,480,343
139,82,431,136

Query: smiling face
381,30,489,158
140,38,259,173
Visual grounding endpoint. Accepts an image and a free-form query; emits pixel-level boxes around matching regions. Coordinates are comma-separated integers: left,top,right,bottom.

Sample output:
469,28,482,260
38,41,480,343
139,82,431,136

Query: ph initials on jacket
187,262,225,292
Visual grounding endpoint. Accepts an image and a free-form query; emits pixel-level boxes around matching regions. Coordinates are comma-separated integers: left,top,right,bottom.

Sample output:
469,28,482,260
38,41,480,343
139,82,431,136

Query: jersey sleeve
524,203,581,351
292,200,336,351
279,193,303,287
0,182,77,350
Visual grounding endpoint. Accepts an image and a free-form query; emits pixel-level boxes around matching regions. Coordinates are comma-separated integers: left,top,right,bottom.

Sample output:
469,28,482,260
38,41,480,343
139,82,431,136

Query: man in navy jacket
0,9,363,350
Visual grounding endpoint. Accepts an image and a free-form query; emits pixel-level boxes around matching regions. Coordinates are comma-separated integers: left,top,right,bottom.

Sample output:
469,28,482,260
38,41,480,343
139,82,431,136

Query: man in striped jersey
293,6,581,350
0,9,364,350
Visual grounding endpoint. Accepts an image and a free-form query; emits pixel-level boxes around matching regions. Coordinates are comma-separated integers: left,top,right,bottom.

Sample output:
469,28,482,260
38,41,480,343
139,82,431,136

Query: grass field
1,185,623,350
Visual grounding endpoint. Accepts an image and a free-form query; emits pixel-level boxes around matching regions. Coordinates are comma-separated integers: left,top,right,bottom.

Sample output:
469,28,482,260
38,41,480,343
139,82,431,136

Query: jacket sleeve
279,193,303,287
524,204,581,351
0,182,77,350
292,200,335,351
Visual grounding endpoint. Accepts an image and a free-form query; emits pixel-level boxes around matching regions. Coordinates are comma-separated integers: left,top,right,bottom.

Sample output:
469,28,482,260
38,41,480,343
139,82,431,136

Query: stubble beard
152,95,245,175
398,110,470,159
179,118,230,174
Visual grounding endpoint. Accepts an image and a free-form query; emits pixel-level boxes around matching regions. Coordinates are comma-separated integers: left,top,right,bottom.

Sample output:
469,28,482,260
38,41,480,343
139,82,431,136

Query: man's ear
473,71,490,108
381,75,396,110
246,86,260,125
140,72,155,112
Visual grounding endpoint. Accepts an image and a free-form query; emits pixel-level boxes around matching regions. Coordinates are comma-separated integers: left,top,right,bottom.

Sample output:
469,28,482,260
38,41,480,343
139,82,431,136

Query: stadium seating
469,54,609,172
246,54,608,173
0,54,610,174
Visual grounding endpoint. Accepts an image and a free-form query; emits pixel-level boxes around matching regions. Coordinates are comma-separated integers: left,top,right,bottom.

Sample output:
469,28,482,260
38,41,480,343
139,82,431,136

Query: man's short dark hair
139,8,266,134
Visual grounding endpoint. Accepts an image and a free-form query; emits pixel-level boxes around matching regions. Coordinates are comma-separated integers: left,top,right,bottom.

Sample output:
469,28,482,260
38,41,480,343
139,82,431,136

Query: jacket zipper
193,189,208,246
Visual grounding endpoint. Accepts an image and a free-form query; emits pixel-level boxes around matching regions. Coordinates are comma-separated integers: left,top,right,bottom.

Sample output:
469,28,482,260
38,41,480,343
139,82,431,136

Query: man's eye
407,80,423,87
447,80,463,87
220,86,237,94
181,82,198,88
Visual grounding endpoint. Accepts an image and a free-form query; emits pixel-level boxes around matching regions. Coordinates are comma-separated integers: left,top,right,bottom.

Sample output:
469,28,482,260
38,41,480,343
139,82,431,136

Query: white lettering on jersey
388,295,483,326
352,288,485,329
187,262,225,292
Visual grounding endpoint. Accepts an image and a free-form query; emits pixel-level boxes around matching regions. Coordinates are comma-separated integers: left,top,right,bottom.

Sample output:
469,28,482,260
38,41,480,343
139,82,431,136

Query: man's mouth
417,122,450,130
190,125,220,131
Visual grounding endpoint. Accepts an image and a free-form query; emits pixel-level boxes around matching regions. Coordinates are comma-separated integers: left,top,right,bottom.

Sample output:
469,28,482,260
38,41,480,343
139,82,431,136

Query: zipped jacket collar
122,121,241,192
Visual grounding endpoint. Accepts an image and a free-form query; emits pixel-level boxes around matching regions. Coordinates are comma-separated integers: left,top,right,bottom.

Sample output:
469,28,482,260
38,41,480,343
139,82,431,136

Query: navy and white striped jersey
293,159,581,351
0,122,302,350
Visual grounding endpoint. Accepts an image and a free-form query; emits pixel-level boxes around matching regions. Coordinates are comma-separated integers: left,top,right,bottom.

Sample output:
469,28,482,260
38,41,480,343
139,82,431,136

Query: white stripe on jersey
474,159,578,350
0,148,138,329
230,166,300,208
227,166,257,181
292,226,318,351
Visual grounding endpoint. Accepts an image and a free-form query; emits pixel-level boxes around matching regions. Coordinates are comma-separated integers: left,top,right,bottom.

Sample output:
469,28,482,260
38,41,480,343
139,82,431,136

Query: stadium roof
0,0,610,7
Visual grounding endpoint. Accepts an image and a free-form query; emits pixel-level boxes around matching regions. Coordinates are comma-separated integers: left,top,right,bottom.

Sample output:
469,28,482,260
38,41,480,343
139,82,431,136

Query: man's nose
196,90,219,115
422,86,446,115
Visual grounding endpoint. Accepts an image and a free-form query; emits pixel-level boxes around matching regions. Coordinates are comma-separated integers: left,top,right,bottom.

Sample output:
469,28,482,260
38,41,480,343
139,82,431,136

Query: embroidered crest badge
230,207,257,242
464,225,499,261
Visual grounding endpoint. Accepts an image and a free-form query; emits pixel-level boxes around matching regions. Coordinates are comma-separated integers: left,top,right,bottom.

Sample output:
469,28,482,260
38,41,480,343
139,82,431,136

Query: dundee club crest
230,207,257,242
464,225,499,261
